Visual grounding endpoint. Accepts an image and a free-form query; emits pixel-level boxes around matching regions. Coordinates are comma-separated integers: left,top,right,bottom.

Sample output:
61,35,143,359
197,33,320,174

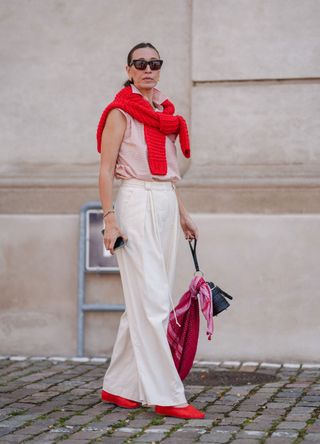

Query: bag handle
188,239,233,300
188,239,202,274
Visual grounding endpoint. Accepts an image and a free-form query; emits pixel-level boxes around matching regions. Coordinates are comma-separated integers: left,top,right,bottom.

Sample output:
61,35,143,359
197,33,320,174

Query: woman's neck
136,86,155,107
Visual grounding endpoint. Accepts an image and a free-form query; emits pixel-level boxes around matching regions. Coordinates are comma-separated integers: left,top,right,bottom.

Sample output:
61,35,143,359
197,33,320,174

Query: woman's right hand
103,218,128,255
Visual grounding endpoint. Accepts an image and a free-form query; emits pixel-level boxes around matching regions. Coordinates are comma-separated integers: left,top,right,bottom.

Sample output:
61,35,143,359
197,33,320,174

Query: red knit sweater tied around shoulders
96,85,190,176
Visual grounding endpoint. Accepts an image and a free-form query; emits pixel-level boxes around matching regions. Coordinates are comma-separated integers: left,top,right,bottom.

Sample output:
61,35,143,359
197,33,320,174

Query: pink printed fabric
167,275,214,380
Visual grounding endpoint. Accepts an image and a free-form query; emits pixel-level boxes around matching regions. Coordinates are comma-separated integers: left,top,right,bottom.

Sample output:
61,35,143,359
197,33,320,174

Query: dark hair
123,42,160,87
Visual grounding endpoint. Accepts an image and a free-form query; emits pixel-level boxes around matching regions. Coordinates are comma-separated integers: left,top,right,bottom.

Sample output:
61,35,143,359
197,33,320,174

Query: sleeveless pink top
114,84,181,183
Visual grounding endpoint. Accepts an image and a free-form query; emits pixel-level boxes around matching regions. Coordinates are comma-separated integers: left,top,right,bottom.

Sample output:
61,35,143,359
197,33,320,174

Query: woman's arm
99,108,127,254
175,187,199,240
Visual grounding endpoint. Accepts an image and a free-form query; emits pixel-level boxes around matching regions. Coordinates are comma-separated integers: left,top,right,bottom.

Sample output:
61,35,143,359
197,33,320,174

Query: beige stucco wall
1,0,320,361
1,214,319,361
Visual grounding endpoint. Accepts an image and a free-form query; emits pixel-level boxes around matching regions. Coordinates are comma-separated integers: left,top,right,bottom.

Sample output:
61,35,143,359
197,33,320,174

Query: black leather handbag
188,239,233,316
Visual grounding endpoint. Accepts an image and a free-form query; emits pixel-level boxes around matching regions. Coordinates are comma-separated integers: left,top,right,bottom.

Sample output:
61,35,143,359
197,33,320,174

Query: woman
97,42,204,419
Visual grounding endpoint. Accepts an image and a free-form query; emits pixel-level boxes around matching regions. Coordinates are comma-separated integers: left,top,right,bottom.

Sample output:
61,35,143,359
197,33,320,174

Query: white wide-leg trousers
102,178,187,407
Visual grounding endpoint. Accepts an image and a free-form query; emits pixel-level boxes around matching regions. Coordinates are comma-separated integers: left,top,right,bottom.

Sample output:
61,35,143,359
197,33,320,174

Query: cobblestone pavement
0,357,319,444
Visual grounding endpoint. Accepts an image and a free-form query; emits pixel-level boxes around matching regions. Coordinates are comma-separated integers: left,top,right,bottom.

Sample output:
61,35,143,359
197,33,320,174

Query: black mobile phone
101,229,127,251
113,236,125,250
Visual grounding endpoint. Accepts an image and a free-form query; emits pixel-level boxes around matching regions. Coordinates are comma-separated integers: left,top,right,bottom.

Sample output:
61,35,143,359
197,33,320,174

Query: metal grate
77,201,124,356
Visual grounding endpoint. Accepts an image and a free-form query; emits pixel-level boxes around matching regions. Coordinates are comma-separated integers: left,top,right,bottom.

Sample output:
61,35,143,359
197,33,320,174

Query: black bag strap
188,239,233,300
218,287,233,300
188,239,200,272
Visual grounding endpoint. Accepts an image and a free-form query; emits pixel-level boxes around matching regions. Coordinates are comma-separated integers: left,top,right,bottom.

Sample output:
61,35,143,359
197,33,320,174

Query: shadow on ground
184,368,279,386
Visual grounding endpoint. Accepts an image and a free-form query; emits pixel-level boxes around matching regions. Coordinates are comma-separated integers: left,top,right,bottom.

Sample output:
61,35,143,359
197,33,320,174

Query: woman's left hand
180,213,199,240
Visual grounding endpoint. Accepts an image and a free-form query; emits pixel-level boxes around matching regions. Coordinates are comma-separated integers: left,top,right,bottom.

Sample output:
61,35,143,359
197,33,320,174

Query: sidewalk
0,357,319,444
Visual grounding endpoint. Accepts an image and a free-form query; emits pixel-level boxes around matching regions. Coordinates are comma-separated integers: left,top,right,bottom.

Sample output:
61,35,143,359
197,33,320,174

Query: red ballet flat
101,390,141,409
155,404,205,419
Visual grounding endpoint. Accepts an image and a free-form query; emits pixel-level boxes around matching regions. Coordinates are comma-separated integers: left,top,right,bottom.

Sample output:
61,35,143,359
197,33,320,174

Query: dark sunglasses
129,59,163,71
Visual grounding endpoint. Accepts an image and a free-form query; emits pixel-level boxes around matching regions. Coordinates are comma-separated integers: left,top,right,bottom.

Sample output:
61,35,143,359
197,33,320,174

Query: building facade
1,0,319,361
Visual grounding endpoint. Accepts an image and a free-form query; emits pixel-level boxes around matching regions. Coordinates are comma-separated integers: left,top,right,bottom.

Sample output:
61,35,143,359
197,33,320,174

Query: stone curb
1,356,320,367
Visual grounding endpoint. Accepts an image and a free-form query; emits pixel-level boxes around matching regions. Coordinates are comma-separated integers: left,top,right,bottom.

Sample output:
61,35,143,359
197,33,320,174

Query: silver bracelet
103,209,115,219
